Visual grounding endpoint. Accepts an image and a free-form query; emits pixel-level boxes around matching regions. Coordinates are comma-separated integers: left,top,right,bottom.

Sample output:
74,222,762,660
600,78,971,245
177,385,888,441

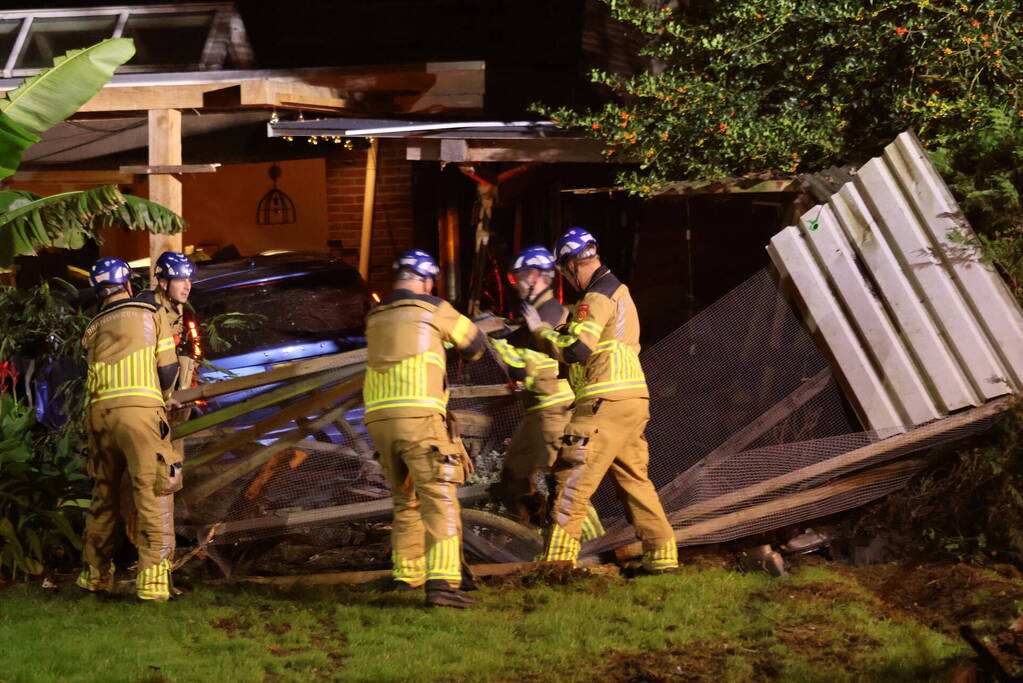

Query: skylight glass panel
16,15,119,69
122,11,215,68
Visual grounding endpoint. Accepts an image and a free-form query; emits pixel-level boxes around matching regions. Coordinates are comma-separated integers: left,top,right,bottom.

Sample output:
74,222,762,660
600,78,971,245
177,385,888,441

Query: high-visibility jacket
532,266,647,402
363,289,486,422
135,288,184,397
491,288,574,412
82,293,179,409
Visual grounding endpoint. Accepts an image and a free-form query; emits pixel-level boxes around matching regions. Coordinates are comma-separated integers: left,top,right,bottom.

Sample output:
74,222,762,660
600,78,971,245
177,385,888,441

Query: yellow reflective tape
451,315,473,346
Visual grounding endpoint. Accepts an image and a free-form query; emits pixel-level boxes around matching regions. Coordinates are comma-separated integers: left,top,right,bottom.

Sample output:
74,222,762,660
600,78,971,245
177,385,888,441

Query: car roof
191,252,361,292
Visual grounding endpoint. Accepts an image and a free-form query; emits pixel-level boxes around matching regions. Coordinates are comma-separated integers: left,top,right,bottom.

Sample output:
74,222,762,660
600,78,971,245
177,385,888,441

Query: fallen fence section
768,130,1023,435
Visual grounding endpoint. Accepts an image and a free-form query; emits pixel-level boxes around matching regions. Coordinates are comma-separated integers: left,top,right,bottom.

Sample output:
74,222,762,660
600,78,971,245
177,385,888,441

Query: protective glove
519,301,542,332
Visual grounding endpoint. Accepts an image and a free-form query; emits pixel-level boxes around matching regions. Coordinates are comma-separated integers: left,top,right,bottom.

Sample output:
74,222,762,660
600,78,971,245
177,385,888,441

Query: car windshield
192,270,368,358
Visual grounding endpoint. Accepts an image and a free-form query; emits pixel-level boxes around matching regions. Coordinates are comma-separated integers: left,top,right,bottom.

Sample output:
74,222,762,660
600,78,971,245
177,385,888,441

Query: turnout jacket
363,289,486,423
82,293,179,409
531,266,647,402
491,288,574,412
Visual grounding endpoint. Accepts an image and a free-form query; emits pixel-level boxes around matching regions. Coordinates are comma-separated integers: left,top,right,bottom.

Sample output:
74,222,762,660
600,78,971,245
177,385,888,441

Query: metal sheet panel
828,184,979,412
797,205,942,426
771,130,1023,432
854,155,1009,401
885,132,1023,390
768,227,906,436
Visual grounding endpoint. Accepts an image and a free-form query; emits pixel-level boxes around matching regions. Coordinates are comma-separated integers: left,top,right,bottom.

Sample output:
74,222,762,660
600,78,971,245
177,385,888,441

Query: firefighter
136,251,196,394
364,249,487,608
77,257,182,601
488,246,604,541
521,228,678,573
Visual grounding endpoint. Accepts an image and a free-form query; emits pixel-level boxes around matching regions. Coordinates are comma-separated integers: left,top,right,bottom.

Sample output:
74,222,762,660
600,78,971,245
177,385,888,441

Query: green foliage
200,311,268,354
0,187,186,270
542,0,1022,192
0,38,134,179
0,565,985,680
0,282,91,580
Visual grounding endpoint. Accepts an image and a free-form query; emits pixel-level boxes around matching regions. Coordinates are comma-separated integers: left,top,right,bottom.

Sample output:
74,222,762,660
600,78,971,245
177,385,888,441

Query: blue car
186,252,373,412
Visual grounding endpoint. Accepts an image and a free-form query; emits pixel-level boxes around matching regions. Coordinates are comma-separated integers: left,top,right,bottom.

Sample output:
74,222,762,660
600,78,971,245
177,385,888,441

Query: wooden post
147,109,183,277
358,137,379,281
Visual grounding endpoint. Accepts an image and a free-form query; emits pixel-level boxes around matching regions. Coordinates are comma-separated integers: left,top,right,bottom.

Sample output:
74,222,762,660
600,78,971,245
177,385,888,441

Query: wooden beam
199,485,490,542
183,396,363,505
171,348,367,405
407,138,605,163
239,79,348,111
9,170,133,185
147,109,183,275
358,138,378,280
120,163,220,175
612,458,929,559
78,85,212,112
586,396,1010,558
171,368,362,441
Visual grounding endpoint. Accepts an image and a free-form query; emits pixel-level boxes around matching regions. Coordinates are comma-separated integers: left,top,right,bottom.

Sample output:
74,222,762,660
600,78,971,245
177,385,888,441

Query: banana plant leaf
92,194,186,235
0,186,125,268
0,112,39,180
0,38,134,136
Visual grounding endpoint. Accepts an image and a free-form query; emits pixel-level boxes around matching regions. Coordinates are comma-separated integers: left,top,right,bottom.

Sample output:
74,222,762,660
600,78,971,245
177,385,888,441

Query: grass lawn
1,556,1021,682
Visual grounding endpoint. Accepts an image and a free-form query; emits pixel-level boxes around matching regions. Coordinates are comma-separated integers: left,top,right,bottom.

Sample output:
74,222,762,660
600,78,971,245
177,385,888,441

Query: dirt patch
831,562,1023,635
480,564,622,592
593,642,732,682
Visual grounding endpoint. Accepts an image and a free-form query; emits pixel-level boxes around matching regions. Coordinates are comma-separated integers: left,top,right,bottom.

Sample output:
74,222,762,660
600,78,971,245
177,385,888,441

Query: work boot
424,580,475,609
76,564,115,593
136,559,173,602
459,560,478,592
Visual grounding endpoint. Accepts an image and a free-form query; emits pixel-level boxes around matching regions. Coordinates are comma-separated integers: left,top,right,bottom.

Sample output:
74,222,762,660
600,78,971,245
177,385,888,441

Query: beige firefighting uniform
490,288,604,540
364,289,486,587
79,292,181,600
531,266,677,571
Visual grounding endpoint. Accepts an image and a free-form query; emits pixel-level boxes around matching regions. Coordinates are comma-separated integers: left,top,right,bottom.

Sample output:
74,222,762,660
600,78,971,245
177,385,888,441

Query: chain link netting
178,268,993,569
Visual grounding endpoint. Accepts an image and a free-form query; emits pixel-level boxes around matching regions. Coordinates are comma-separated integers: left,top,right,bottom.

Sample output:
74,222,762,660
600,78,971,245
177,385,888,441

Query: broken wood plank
613,458,928,559
658,369,832,507
586,396,1011,557
184,377,361,471
120,163,221,174
172,347,367,405
199,485,490,541
172,368,362,440
183,395,363,505
594,369,832,549
449,384,515,398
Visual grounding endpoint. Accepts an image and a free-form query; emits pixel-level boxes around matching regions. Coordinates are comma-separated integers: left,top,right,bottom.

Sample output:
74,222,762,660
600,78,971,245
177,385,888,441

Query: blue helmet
89,257,131,290
554,227,597,264
394,249,440,279
154,251,195,280
510,246,556,273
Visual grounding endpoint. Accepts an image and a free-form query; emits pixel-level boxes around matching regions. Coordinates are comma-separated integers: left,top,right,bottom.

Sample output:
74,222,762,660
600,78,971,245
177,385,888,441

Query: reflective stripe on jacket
532,266,647,401
82,294,179,408
363,289,486,422
491,288,574,412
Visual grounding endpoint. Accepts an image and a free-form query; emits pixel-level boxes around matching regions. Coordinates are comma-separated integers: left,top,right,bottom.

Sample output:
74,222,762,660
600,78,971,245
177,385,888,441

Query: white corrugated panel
768,228,906,436
769,130,1023,433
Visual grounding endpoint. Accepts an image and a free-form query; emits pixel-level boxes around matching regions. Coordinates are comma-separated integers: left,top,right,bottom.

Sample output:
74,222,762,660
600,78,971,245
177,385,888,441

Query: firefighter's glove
519,302,542,332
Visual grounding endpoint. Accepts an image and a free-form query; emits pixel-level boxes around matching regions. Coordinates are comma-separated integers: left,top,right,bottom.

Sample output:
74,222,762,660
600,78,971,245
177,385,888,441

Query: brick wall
325,139,416,295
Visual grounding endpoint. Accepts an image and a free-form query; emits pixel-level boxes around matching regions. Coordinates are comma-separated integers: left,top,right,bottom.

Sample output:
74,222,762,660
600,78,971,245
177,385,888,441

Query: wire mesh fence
176,268,1001,571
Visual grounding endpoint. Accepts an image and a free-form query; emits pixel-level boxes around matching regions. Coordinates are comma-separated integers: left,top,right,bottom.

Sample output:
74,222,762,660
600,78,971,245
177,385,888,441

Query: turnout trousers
81,404,182,599
368,413,470,588
494,404,605,541
541,397,677,570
